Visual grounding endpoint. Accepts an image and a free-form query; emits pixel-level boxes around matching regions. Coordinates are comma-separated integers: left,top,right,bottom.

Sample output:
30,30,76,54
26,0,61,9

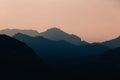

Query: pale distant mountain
0,29,39,36
39,27,88,45
0,28,88,45
102,36,120,48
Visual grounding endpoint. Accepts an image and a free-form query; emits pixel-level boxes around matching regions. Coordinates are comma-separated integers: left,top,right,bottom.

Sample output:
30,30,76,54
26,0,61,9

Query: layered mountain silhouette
13,33,113,79
0,28,120,47
39,27,88,45
13,33,110,62
0,35,48,79
102,36,120,48
0,29,39,36
1,28,120,79
0,28,88,45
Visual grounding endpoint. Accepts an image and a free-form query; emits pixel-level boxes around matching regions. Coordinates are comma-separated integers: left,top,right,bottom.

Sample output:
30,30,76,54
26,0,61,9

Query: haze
0,0,120,42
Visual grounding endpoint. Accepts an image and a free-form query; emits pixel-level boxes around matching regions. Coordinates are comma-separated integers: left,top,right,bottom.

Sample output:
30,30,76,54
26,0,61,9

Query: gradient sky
0,0,120,42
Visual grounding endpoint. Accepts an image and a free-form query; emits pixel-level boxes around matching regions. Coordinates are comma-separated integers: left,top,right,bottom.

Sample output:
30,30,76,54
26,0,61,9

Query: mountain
67,47,120,80
13,33,77,59
0,29,39,36
13,33,109,62
104,47,120,55
75,47,120,80
0,35,48,79
39,27,88,45
92,47,120,79
99,47,120,64
0,28,88,46
13,33,112,79
102,36,120,48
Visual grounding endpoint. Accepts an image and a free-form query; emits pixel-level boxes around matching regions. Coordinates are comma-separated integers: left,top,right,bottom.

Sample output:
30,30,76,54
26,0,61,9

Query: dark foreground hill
0,35,48,80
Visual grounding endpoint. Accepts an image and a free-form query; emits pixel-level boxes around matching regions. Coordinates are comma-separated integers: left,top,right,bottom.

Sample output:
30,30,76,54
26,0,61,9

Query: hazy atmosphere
0,0,120,42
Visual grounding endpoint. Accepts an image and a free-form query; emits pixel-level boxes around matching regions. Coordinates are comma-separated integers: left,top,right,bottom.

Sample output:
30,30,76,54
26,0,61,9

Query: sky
0,0,120,42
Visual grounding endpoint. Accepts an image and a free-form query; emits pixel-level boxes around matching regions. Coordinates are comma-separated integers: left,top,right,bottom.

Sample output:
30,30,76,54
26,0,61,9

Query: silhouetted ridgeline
13,33,110,60
1,28,120,47
14,33,119,80
102,36,120,48
0,28,88,45
39,27,88,45
0,35,49,79
0,29,39,36
0,28,120,80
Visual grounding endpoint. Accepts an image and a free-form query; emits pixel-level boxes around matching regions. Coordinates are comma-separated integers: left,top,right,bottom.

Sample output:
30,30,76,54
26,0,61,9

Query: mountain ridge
13,33,110,61
0,28,120,47
0,28,88,45
101,36,120,48
39,27,88,45
0,28,39,36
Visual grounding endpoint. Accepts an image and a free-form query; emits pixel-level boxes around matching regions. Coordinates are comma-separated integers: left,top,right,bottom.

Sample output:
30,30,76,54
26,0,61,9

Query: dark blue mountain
13,33,109,60
74,47,120,80
102,36,120,48
98,47,120,70
13,33,120,80
91,47,120,79
60,47,120,80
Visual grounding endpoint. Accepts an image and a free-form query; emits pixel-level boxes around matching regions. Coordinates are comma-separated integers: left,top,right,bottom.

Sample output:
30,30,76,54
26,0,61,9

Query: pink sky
0,0,120,42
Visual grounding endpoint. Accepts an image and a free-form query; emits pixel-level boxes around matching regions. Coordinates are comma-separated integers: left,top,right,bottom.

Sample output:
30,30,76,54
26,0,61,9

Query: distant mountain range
0,27,120,47
0,28,120,47
0,29,39,36
0,28,88,45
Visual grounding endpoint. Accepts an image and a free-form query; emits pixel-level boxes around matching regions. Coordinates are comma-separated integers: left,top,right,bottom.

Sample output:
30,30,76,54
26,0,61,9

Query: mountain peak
48,27,61,30
46,27,64,33
39,27,88,45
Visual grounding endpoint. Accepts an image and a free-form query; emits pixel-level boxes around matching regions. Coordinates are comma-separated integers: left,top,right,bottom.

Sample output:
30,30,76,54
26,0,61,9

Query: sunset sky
0,0,120,42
